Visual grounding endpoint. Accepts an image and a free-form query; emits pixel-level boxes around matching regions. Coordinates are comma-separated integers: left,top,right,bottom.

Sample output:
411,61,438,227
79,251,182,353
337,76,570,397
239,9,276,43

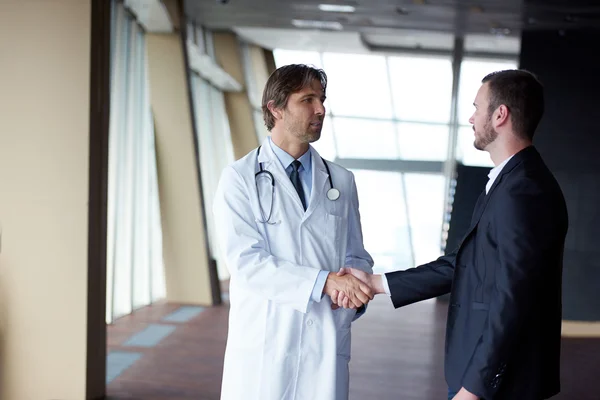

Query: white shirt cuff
381,273,391,296
311,270,329,302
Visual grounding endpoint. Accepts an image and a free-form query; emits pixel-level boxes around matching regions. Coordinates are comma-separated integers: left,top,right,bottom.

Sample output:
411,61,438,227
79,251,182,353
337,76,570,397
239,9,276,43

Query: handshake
324,268,384,310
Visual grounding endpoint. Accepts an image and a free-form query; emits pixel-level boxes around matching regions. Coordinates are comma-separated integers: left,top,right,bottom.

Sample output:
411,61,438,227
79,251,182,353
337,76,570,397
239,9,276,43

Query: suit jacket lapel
460,145,537,243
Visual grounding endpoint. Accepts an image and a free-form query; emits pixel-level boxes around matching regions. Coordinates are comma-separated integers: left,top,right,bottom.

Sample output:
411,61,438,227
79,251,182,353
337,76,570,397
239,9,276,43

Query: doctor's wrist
369,274,385,295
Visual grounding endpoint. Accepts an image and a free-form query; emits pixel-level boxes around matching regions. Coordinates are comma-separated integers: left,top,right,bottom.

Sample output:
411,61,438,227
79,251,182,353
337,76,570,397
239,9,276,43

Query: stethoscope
255,146,340,224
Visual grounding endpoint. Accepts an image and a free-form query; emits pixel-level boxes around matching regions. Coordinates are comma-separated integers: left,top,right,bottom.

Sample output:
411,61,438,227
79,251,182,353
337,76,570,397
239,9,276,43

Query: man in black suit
333,70,568,400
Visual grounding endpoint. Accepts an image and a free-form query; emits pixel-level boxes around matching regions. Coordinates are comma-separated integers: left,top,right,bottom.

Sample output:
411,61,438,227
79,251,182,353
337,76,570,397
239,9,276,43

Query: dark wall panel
438,164,490,302
520,29,600,321
445,164,490,255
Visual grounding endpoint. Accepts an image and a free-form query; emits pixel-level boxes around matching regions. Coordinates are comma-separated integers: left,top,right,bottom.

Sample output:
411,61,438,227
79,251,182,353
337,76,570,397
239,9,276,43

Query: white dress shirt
486,155,513,194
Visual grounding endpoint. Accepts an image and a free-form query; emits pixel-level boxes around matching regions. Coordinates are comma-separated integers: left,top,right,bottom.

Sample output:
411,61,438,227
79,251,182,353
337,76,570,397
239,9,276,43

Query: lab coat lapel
304,146,328,221
258,138,306,212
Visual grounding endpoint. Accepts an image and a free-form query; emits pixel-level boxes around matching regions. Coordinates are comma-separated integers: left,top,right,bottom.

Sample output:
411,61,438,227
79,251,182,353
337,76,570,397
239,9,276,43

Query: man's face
280,79,326,143
469,83,498,151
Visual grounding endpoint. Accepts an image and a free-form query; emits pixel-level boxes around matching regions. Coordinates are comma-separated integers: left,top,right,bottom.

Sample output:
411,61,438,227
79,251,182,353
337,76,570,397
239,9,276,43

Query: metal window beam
334,158,445,174
359,33,517,61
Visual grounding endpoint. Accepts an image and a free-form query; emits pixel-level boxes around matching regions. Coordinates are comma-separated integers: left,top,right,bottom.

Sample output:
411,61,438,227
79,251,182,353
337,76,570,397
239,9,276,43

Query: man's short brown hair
262,64,327,131
482,69,544,140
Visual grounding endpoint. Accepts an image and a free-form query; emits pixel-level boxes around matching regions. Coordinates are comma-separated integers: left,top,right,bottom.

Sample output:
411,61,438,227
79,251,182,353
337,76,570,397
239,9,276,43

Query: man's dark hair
482,69,544,140
262,64,327,131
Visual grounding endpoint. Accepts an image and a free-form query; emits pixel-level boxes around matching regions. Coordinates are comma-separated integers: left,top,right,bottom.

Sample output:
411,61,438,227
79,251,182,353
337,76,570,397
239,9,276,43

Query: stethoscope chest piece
327,188,340,201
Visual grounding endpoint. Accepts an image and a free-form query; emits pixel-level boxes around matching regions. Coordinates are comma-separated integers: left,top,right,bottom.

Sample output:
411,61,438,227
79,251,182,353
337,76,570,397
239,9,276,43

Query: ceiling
184,0,600,53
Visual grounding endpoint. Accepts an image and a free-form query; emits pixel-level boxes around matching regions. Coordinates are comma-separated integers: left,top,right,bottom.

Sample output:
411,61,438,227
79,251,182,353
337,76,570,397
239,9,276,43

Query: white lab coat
213,138,373,400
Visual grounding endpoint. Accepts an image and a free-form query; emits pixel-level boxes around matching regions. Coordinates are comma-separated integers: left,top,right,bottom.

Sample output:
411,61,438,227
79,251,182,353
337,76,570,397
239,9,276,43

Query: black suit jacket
386,146,568,400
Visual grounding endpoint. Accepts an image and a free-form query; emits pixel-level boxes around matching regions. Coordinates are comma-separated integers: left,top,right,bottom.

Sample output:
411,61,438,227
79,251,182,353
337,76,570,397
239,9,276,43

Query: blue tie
290,160,306,211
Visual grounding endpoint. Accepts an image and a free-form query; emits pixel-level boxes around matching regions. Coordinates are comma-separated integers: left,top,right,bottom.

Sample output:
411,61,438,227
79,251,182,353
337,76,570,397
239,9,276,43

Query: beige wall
213,32,259,159
146,34,213,305
248,45,271,100
0,1,97,399
562,321,600,338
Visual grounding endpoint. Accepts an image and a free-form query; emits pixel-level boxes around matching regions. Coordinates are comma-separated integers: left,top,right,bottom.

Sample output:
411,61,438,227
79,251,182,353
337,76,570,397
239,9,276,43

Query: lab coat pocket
304,212,343,272
324,213,343,269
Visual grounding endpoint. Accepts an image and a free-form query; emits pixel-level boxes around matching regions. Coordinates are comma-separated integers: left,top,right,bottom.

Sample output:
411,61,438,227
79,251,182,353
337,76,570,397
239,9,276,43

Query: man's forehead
475,83,489,101
294,82,325,96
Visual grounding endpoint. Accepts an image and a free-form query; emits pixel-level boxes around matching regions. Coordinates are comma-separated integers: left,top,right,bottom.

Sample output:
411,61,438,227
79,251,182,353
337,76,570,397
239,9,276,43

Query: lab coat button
307,319,313,326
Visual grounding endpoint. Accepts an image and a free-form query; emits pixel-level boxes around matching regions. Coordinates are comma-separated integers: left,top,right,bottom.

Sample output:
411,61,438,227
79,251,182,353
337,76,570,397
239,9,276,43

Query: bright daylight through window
273,49,517,273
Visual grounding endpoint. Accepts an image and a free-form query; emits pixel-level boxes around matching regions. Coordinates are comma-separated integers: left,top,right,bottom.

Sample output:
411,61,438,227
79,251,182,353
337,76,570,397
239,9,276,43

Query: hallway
106,292,599,400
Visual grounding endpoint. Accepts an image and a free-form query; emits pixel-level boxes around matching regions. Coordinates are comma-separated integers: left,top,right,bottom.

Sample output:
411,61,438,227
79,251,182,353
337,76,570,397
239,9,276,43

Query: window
333,117,397,159
396,122,449,161
388,56,453,123
352,170,413,273
322,53,393,119
272,48,517,270
272,51,455,270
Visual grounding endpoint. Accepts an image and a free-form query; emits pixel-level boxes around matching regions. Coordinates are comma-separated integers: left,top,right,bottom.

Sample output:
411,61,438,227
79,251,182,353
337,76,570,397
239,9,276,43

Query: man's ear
267,100,283,121
494,104,510,128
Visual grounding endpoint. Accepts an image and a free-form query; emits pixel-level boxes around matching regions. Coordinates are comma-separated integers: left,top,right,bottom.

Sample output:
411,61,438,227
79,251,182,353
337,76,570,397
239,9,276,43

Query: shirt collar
488,154,514,181
268,136,312,173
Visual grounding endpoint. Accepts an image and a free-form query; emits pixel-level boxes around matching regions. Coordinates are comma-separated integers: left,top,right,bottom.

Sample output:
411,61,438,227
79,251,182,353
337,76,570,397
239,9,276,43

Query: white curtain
106,1,166,324
190,73,235,280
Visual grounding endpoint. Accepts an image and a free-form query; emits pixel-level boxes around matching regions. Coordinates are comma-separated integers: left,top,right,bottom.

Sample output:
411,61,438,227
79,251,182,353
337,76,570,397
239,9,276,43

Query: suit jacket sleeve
462,178,557,399
386,250,456,308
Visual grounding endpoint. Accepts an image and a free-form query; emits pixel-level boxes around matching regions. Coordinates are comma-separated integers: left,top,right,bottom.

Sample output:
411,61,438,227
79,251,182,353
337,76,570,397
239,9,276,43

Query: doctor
213,64,374,400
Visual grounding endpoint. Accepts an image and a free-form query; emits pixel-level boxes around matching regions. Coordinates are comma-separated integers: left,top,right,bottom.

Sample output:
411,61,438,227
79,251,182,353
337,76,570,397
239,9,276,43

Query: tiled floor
106,291,600,400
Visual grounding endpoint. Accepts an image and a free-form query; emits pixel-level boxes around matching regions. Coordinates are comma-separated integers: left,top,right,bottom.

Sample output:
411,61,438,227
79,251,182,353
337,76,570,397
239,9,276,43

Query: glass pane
456,125,494,167
404,173,445,266
311,115,337,160
322,53,393,118
273,49,323,69
388,56,453,123
333,117,398,159
457,58,518,125
397,122,449,161
351,170,412,273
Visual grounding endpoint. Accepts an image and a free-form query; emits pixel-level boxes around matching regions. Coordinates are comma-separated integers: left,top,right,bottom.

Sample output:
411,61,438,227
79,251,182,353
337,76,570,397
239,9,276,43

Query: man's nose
314,100,325,115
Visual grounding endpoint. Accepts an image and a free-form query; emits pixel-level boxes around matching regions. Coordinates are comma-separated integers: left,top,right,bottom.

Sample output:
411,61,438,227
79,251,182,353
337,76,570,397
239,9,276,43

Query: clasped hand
324,267,374,310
